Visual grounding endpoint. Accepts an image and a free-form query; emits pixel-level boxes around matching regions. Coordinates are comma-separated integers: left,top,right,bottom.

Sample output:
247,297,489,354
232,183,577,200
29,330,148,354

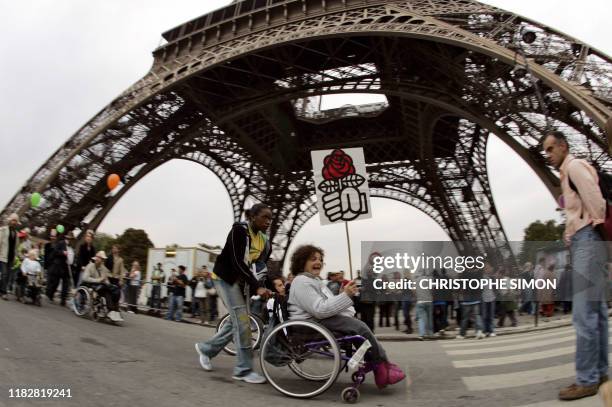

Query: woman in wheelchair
287,245,405,389
80,251,123,322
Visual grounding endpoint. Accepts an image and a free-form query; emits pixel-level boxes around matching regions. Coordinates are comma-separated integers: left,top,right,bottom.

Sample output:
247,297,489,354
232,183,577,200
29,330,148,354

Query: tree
114,229,154,278
518,220,564,265
93,232,116,254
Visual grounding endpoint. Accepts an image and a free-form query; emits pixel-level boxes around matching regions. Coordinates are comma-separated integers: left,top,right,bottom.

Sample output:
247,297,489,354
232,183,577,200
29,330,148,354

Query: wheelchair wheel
93,296,107,322
73,287,91,317
260,320,341,399
216,313,264,356
341,387,360,404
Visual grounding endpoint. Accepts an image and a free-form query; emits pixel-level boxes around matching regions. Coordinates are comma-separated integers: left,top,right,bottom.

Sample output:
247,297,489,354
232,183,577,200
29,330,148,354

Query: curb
376,309,612,342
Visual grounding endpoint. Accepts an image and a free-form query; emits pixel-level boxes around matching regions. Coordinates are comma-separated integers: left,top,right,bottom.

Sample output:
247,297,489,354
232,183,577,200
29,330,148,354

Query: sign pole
345,221,354,280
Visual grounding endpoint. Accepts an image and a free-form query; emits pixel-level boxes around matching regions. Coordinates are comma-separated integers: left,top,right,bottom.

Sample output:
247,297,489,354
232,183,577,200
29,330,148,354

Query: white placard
311,148,372,225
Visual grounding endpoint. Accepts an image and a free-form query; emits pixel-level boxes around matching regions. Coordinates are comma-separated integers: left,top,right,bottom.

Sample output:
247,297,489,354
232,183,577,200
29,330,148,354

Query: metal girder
2,0,611,267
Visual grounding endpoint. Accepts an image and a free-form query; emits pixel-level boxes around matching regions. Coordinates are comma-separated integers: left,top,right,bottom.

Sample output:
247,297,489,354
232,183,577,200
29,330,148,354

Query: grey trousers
315,315,388,363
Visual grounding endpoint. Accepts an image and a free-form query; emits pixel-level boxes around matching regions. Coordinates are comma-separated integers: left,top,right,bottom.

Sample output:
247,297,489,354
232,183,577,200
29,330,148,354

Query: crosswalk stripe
462,353,612,390
453,340,612,368
441,327,579,348
511,396,600,407
447,334,580,355
444,326,611,349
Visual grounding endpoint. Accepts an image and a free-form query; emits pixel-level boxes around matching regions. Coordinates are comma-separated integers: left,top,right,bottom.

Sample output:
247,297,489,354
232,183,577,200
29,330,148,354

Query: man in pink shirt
543,130,608,401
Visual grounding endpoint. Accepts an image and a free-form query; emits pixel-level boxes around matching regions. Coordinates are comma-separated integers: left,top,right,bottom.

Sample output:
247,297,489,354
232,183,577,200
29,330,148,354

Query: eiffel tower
3,0,611,264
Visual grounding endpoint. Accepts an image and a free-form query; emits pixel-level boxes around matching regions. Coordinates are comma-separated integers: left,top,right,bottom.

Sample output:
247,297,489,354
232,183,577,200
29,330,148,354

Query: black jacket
213,222,270,294
77,243,96,270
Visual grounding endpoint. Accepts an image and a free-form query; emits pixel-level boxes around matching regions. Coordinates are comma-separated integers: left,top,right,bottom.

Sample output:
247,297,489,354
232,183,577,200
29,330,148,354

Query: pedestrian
482,262,497,337
166,265,188,322
46,231,71,306
127,261,141,314
104,245,124,284
415,270,433,340
206,272,218,322
43,229,57,283
543,130,609,400
457,267,484,340
191,266,210,324
164,268,177,309
194,203,273,384
538,264,556,318
0,213,20,300
497,276,518,327
149,262,163,316
559,256,573,314
518,262,535,316
327,271,342,295
76,230,96,287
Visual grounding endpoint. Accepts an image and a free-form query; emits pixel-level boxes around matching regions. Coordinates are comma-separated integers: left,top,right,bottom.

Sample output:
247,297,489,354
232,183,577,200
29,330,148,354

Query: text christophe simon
370,253,557,291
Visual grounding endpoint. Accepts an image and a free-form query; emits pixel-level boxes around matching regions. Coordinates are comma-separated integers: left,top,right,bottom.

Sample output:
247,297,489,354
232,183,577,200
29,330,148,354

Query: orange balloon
107,174,120,190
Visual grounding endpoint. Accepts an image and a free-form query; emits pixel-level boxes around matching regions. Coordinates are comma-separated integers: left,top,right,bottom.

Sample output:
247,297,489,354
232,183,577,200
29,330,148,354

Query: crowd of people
0,221,221,324
0,129,609,402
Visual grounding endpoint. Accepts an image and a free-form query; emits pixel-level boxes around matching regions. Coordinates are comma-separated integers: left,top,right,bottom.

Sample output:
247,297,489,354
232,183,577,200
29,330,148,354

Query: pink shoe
386,362,406,385
374,363,389,389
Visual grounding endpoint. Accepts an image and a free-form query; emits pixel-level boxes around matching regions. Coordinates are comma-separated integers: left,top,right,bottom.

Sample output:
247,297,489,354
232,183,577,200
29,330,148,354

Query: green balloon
30,192,41,207
56,225,65,234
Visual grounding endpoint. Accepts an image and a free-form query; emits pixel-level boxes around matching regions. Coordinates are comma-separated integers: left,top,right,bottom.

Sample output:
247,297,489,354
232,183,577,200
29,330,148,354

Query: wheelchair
73,284,120,324
215,312,264,356
259,319,376,403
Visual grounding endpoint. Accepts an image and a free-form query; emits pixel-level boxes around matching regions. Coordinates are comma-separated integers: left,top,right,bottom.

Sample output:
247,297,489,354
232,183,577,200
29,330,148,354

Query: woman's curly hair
289,244,324,276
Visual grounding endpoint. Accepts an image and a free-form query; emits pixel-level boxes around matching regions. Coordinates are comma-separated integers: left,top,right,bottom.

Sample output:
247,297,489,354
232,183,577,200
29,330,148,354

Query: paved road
0,300,607,407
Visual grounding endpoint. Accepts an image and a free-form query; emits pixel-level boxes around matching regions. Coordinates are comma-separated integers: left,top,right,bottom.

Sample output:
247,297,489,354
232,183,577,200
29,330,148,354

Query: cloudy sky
0,0,609,275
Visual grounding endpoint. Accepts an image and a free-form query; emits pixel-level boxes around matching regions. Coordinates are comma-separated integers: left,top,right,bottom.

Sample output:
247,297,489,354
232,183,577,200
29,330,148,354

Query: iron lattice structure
4,0,612,263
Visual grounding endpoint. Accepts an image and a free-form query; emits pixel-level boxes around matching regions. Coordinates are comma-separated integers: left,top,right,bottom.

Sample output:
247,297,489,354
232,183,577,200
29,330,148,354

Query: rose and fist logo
318,149,369,222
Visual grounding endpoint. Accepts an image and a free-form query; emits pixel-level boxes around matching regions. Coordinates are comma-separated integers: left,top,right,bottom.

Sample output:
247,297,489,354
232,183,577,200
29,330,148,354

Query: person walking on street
482,262,497,337
195,203,273,384
0,213,20,300
46,231,71,306
543,130,609,401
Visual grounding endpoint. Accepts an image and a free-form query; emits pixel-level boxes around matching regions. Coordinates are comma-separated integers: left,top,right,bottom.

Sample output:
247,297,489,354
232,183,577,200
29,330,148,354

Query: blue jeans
482,301,495,334
196,279,253,376
460,303,483,336
166,295,184,321
416,302,433,337
570,225,609,386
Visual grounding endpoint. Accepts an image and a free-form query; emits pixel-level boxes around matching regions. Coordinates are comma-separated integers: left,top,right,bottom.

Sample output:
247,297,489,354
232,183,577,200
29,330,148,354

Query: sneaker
127,310,135,314
195,343,212,371
489,332,497,337
476,331,485,340
374,363,389,389
2,294,9,300
455,335,465,340
232,371,266,384
386,362,406,385
558,383,597,400
108,311,124,322
417,336,425,341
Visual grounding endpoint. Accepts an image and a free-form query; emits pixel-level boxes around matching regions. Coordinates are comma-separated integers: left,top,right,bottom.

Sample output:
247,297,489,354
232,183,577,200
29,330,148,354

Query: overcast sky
0,1,609,275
